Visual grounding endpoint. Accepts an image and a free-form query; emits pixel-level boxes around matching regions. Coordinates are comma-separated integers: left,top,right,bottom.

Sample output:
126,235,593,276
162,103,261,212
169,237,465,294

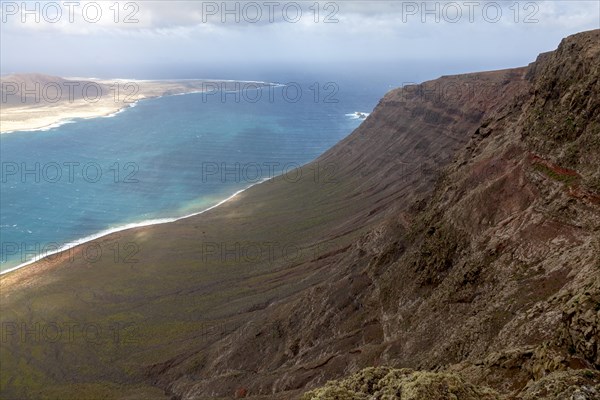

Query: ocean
0,80,384,272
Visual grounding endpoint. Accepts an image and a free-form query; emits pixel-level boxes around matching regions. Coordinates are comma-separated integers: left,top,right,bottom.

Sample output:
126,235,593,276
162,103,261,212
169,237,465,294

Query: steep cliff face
158,66,535,400
522,32,600,192
299,29,600,400
158,31,599,399
1,31,598,400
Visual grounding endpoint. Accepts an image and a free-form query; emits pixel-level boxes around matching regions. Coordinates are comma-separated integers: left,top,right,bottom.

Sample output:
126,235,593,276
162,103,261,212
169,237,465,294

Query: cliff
0,30,598,400
302,29,600,400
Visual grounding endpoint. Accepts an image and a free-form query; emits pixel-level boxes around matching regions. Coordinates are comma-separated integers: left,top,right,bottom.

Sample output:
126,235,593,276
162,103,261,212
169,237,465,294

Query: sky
1,1,599,85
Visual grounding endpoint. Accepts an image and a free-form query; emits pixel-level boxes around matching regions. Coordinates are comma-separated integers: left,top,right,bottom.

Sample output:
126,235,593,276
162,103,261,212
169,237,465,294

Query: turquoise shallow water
0,82,382,271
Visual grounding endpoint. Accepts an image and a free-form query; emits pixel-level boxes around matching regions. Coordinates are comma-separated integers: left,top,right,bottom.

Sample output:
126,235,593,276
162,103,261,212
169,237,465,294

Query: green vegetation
0,163,383,399
417,223,466,272
301,367,500,400
532,163,579,185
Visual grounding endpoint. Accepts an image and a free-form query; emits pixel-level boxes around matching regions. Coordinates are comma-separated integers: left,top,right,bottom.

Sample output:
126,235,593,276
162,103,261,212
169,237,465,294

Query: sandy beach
0,97,131,133
0,186,252,275
0,76,270,133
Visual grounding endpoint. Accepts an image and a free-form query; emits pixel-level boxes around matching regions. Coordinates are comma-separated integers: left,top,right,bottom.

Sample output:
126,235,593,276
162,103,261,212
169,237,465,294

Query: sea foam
0,186,253,275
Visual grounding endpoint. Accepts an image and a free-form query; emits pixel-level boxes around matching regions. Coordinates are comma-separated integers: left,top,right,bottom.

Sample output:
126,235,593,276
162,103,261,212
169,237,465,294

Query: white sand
0,78,273,134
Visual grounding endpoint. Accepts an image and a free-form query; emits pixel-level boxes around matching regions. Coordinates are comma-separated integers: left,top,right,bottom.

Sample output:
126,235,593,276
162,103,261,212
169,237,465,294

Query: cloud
2,1,597,35
1,1,598,77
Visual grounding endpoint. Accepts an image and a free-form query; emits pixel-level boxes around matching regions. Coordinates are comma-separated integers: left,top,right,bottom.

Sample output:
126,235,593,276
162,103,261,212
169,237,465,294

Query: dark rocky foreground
1,30,598,399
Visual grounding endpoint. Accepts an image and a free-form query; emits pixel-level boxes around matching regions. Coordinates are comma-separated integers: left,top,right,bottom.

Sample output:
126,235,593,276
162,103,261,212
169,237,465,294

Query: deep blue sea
0,80,384,271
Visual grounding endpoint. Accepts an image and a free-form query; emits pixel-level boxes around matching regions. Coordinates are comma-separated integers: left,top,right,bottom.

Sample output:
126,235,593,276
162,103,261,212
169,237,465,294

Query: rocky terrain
1,30,598,399
299,28,600,400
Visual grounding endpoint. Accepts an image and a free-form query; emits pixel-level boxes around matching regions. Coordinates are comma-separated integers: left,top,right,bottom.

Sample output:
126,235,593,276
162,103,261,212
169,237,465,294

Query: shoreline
0,101,140,135
0,78,279,134
0,184,258,275
0,76,367,275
